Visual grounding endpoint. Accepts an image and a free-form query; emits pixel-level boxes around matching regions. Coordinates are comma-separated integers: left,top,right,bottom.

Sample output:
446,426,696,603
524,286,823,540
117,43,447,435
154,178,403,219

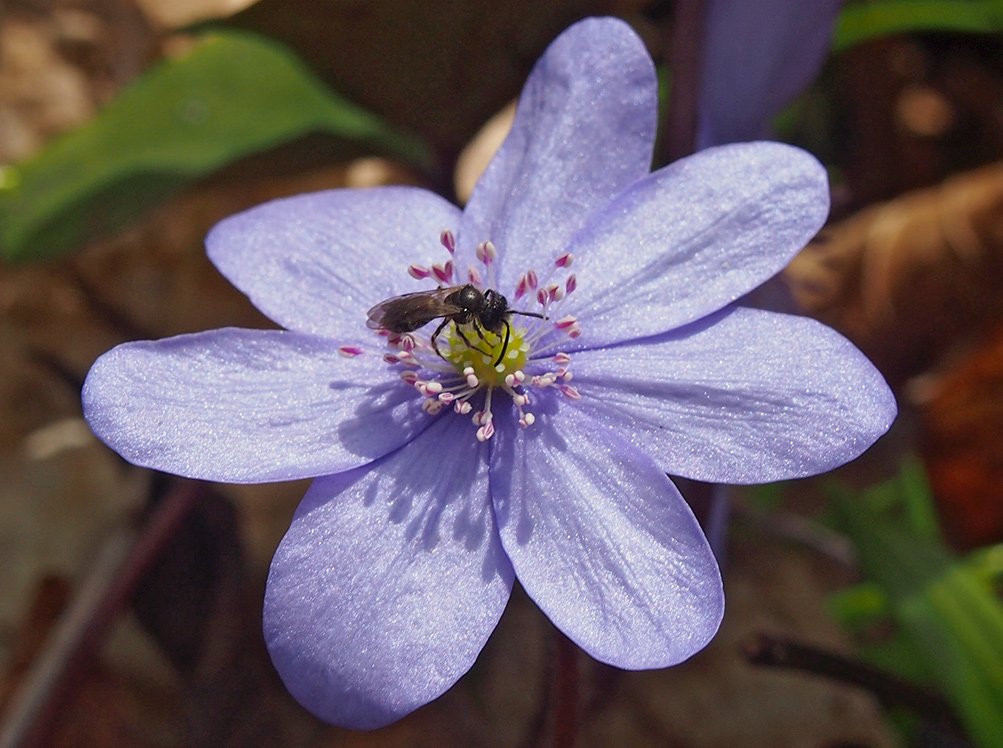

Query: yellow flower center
444,322,529,386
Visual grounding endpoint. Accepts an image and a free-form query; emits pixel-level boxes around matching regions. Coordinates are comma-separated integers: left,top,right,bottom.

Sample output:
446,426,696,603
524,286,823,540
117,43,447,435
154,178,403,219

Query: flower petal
569,307,897,483
459,17,656,287
82,328,430,482
490,404,723,668
206,187,461,337
264,415,513,729
566,142,829,349
697,0,842,148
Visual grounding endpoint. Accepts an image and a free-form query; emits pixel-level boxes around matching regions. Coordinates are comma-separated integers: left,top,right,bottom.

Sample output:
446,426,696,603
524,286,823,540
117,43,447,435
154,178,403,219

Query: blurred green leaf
0,30,428,262
742,481,791,512
829,581,890,630
898,456,942,542
832,466,1003,747
968,543,1003,587
835,0,1003,50
829,584,932,687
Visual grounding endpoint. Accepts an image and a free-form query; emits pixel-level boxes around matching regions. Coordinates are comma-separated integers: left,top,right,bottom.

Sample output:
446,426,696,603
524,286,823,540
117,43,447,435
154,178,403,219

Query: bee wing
366,286,463,332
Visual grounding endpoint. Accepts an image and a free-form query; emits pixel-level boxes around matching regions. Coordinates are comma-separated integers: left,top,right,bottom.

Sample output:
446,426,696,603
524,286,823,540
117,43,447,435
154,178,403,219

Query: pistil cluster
372,231,582,441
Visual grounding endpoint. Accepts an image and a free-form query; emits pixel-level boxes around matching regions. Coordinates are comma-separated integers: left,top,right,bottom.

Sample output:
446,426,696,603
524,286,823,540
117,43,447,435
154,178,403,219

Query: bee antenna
512,310,547,320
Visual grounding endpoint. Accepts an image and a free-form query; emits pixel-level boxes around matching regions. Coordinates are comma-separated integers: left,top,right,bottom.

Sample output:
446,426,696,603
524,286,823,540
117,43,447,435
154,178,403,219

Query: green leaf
829,581,891,631
0,30,429,262
897,456,942,541
835,0,1003,50
832,467,1003,747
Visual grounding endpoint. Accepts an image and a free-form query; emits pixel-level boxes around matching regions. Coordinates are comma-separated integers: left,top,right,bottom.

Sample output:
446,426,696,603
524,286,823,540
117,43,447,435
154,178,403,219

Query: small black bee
367,284,543,366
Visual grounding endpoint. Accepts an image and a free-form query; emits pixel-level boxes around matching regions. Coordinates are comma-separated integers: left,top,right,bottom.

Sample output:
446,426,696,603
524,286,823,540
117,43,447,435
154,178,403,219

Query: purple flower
82,17,895,729
698,0,843,148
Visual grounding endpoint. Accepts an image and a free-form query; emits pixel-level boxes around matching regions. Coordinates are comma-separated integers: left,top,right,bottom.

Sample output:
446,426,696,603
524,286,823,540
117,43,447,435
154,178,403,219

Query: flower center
443,322,529,386
363,230,584,441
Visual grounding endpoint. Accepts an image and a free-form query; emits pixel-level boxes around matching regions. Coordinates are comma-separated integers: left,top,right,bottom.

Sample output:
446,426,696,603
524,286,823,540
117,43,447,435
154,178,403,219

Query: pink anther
440,229,456,254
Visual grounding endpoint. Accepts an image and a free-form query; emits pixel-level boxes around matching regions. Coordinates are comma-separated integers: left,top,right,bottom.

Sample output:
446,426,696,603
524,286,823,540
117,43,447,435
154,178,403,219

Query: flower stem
663,0,706,162
551,630,579,748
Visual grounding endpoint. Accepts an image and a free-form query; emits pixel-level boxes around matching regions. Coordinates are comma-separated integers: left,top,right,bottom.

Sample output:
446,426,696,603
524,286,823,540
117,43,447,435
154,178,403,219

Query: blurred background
2,0,1003,745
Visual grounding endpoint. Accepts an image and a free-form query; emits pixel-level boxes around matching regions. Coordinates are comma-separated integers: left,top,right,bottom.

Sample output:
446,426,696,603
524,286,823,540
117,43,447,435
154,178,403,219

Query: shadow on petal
334,379,431,463
265,415,513,729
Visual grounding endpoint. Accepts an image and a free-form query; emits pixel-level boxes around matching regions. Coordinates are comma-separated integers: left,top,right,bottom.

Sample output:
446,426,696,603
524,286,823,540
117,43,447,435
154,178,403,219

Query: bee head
480,289,509,331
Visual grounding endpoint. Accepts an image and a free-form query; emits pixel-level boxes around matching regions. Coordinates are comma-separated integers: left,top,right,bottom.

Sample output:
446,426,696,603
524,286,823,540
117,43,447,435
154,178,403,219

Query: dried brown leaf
133,0,260,29
454,100,515,205
226,0,605,154
785,160,1003,383
917,322,1003,549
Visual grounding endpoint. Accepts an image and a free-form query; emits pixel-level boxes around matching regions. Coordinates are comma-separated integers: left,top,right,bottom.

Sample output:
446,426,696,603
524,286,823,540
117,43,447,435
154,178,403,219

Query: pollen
443,322,529,386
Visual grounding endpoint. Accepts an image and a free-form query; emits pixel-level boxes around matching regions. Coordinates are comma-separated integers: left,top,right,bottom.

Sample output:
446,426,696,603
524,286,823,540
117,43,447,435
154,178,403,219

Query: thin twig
731,502,857,568
0,481,202,748
743,633,962,730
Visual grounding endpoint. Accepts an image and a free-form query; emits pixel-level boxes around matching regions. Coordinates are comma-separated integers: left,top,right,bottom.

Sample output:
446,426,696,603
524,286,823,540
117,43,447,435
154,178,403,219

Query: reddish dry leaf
786,162,1003,548
785,160,1003,385
917,322,1003,549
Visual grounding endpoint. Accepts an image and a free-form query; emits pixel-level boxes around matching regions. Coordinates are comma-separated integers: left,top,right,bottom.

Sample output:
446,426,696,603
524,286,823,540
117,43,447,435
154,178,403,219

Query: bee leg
458,321,493,357
492,319,511,367
471,322,489,343
430,318,452,361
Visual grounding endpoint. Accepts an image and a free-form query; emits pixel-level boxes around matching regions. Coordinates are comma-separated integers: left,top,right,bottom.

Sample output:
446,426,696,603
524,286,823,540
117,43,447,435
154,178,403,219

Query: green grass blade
834,470,1003,747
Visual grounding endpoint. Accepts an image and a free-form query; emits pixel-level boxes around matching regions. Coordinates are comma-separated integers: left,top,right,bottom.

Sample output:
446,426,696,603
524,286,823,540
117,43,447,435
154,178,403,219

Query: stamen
474,389,496,441
408,264,431,280
422,399,445,414
555,252,574,268
560,384,581,400
440,229,456,254
432,261,454,284
338,346,363,358
515,274,528,300
475,240,497,264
